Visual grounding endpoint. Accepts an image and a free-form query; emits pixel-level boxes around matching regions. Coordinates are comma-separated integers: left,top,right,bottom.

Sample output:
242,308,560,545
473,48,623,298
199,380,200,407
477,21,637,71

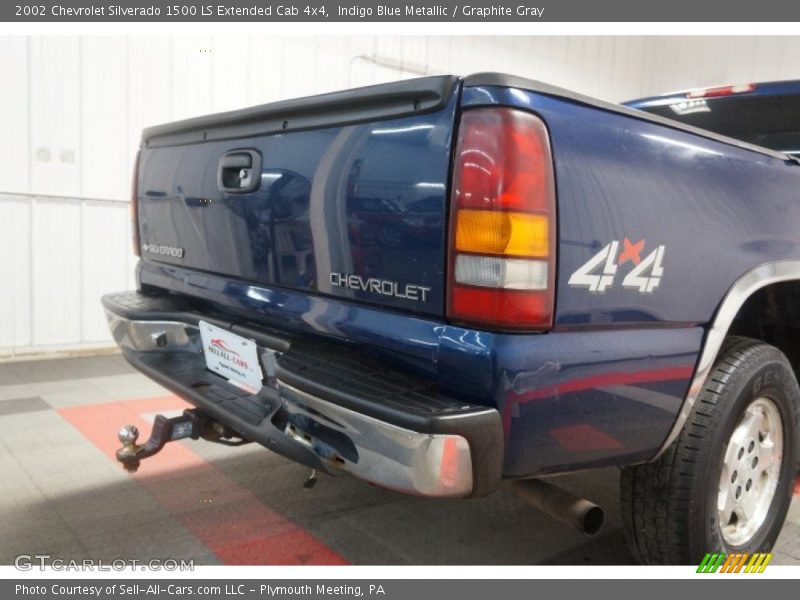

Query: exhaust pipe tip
579,503,605,537
512,479,605,537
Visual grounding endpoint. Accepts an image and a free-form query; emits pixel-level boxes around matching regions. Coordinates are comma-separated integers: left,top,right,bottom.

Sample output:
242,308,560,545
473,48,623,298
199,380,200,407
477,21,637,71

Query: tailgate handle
218,149,262,193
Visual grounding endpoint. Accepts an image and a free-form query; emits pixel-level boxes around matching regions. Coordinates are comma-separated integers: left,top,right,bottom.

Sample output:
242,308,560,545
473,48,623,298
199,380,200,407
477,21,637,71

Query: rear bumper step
102,291,503,498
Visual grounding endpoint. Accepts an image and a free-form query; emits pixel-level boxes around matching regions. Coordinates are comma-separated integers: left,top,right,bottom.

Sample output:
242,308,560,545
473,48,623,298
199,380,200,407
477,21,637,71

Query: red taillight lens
131,150,141,257
447,108,556,331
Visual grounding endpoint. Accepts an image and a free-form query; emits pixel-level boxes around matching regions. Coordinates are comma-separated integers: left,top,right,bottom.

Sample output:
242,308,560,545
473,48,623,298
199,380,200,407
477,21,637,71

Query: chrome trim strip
653,261,800,459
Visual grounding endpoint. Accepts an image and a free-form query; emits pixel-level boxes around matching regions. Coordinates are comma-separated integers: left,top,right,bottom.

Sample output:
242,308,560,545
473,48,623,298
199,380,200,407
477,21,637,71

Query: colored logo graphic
568,237,665,294
210,338,241,357
697,552,773,573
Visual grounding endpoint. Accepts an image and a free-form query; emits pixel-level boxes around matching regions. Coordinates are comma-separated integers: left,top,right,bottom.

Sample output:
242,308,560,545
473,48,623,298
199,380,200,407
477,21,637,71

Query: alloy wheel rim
718,396,784,546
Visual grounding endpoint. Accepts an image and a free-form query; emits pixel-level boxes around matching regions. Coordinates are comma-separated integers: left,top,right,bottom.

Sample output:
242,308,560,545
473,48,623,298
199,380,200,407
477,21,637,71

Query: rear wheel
718,396,783,546
621,336,799,564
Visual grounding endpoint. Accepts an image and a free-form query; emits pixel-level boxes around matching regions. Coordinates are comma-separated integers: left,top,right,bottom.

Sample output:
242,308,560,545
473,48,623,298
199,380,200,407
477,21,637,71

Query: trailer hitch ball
119,424,139,445
113,409,252,472
116,425,142,472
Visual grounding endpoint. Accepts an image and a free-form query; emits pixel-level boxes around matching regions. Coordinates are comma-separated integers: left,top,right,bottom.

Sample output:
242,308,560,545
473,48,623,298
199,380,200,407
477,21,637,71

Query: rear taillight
131,150,141,256
447,108,556,331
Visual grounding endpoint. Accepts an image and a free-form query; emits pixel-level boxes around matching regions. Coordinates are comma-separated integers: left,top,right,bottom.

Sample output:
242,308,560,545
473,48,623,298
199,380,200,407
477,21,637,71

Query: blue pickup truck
104,73,800,564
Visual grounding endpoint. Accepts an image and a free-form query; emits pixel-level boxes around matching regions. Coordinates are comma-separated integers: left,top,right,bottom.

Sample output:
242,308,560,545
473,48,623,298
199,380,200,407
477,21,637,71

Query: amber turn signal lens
455,209,549,258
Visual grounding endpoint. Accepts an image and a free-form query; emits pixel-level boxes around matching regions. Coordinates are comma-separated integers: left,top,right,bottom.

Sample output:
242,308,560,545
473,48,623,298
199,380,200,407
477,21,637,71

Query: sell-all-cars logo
207,338,249,370
210,338,239,356
697,552,773,573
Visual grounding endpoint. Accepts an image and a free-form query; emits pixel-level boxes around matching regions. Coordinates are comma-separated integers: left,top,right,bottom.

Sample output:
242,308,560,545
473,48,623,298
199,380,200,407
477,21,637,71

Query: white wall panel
28,37,81,198
247,37,287,104
424,37,451,74
80,200,132,342
284,39,322,98
80,37,129,200
127,36,172,170
346,38,381,87
401,36,428,75
0,194,131,357
169,36,214,121
0,38,31,195
30,197,82,346
313,38,351,94
0,197,32,350
2,34,800,357
210,36,251,112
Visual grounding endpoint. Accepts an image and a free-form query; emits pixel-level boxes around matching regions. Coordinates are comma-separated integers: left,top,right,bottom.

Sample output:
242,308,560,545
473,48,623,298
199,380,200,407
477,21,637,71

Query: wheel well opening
729,281,800,373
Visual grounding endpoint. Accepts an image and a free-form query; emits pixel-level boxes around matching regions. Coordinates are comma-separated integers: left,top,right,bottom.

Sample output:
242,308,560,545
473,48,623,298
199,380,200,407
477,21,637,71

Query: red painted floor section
59,396,347,565
795,477,800,496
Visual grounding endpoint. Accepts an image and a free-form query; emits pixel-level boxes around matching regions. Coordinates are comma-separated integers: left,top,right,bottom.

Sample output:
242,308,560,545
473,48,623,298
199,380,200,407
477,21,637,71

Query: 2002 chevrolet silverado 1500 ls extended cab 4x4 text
103,73,800,564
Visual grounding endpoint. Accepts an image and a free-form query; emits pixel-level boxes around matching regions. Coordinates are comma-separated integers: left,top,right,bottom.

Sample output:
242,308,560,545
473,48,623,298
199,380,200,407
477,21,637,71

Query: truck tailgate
136,76,459,318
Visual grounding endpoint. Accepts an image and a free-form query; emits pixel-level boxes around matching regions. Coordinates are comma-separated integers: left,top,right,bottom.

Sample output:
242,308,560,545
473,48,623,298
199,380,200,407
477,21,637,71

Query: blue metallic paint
491,327,701,475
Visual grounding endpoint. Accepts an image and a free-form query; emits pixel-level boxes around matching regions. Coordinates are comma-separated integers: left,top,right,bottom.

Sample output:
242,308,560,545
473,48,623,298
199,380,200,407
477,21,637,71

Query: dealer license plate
199,320,263,392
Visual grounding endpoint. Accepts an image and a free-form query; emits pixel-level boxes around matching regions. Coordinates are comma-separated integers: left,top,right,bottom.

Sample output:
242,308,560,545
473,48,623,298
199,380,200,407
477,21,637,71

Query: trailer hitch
115,409,249,472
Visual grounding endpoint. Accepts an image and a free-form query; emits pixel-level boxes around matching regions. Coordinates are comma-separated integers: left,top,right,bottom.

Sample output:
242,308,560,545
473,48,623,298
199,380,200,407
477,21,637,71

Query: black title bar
5,0,800,21
6,578,799,600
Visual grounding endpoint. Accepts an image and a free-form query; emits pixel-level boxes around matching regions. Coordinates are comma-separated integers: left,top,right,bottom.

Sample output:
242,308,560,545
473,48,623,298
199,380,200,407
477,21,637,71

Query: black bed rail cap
142,74,459,148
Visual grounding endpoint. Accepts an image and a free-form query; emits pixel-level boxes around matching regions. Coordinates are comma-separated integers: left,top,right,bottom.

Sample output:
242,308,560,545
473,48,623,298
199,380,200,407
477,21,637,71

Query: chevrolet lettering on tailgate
329,273,432,302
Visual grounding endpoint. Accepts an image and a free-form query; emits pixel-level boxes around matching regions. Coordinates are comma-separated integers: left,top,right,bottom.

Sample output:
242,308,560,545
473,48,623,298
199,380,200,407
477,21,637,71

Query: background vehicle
625,80,800,158
104,74,800,565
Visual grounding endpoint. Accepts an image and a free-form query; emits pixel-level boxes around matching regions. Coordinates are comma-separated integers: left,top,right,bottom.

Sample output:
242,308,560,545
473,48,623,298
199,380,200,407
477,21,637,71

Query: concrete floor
1,354,798,566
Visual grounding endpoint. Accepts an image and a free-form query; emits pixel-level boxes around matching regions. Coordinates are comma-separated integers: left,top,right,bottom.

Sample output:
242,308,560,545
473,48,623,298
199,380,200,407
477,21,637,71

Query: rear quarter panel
463,85,800,329
462,84,800,475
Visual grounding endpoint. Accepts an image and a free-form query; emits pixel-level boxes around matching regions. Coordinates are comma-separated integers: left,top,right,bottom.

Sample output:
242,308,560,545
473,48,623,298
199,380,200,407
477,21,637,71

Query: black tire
621,336,800,564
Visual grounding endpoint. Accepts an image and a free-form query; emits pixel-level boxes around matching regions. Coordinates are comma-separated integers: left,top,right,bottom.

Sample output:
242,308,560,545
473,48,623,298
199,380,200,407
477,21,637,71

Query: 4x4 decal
568,238,665,294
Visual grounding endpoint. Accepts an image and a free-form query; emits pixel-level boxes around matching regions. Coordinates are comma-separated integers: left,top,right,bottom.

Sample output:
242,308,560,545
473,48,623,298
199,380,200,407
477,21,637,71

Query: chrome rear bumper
104,298,503,498
277,381,473,497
